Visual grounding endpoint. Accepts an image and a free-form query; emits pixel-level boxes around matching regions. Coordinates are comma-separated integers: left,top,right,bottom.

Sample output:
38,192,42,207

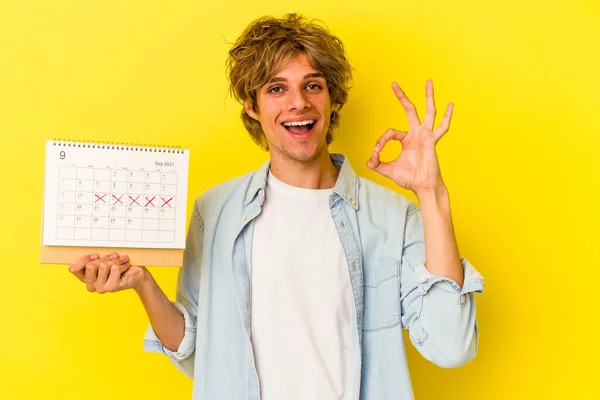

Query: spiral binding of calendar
52,139,186,154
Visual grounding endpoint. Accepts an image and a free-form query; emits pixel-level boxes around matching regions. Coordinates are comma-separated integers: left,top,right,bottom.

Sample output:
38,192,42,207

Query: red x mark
129,195,140,206
161,197,173,208
94,194,106,203
145,196,155,207
112,194,123,205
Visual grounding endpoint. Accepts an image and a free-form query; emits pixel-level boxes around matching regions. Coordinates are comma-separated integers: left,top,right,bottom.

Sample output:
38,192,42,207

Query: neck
269,150,339,189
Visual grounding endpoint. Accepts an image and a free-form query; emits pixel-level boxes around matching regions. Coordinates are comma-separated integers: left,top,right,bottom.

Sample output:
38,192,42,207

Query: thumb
366,149,394,178
119,265,148,291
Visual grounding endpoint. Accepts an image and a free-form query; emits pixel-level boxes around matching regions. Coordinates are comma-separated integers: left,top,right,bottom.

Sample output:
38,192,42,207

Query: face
245,53,333,164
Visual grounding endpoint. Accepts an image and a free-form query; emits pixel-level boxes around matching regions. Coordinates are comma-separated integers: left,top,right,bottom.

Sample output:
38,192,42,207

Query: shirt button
350,199,356,206
415,268,429,284
242,215,247,220
248,357,252,364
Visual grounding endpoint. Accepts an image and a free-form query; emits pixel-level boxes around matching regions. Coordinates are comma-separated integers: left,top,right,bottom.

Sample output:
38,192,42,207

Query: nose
287,88,311,111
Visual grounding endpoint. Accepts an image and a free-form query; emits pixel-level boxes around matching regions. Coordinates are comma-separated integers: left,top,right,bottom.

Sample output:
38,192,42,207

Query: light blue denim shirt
144,153,484,400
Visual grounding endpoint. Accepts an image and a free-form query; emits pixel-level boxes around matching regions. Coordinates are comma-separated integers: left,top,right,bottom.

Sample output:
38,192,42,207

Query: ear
330,104,341,122
244,101,259,121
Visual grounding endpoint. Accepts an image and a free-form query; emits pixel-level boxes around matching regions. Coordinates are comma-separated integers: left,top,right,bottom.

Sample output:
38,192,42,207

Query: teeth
283,119,315,127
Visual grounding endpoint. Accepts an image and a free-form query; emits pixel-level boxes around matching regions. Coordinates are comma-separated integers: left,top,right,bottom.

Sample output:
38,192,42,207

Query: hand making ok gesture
366,80,453,196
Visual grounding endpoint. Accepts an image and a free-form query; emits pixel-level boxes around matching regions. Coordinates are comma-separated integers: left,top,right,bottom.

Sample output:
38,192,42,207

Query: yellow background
1,0,598,398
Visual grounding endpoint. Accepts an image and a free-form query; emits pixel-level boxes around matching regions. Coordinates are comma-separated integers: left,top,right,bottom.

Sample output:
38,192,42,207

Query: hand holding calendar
68,252,147,293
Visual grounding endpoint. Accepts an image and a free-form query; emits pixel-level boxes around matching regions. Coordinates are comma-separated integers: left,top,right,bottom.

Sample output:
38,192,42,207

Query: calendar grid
56,167,178,244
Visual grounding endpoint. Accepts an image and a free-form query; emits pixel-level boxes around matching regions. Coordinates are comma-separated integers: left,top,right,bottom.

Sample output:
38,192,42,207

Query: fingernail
120,255,128,261
109,254,117,259
374,144,381,152
90,254,98,260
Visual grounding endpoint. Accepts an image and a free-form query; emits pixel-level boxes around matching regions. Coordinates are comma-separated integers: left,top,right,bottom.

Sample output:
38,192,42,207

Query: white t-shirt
251,171,352,400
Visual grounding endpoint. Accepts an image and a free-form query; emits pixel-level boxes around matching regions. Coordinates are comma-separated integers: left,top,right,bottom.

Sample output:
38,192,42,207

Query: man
69,13,484,400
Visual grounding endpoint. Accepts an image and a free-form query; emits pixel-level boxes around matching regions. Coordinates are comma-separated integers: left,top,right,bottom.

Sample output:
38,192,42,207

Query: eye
306,83,322,90
268,86,284,94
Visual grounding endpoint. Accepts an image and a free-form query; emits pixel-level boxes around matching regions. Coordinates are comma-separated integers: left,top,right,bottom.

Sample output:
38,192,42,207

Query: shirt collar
244,153,360,210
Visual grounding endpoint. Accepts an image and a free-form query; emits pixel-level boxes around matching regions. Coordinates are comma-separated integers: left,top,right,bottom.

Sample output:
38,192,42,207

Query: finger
366,129,408,170
69,254,99,282
423,80,436,131
103,252,128,265
115,254,129,265
84,261,99,292
95,261,111,294
102,252,119,262
433,103,454,142
374,128,409,153
105,262,131,292
392,82,421,128
366,150,395,178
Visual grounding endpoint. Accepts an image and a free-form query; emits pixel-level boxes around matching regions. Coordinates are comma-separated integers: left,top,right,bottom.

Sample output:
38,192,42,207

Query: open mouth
281,119,316,136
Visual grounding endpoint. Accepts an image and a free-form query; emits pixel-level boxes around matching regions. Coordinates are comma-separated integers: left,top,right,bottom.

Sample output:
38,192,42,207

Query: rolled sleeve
143,301,196,361
412,257,484,297
401,257,485,368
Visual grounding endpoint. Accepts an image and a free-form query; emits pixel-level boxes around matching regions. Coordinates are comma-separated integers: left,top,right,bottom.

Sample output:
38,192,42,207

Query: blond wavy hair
226,13,353,150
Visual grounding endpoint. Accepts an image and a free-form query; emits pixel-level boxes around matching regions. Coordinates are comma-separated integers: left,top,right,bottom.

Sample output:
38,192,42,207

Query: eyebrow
267,72,326,84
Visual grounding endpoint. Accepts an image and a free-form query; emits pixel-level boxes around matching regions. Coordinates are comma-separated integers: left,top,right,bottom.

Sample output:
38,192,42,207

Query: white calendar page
42,140,190,249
